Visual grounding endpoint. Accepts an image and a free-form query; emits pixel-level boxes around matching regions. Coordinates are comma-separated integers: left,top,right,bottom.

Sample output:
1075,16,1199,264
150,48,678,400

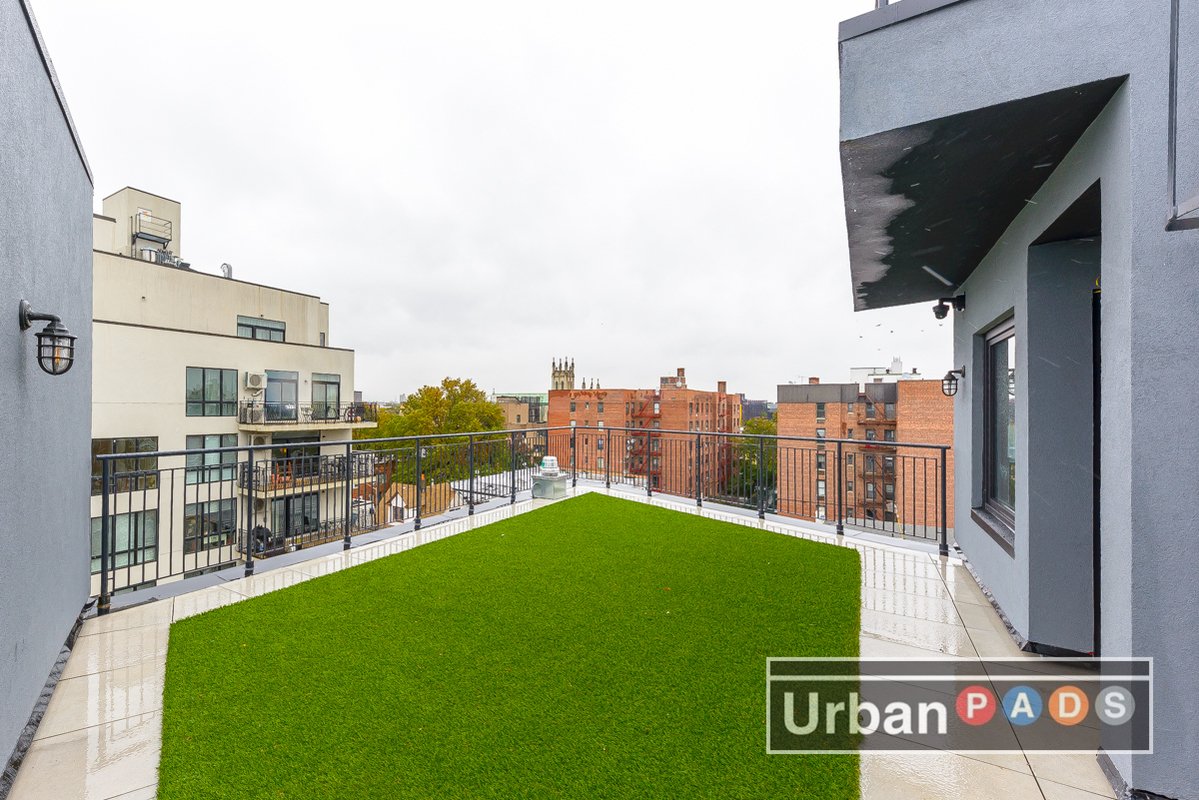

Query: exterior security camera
932,295,966,319
933,302,950,320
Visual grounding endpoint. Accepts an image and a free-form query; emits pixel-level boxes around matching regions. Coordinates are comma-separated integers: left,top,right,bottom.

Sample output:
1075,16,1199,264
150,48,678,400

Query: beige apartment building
90,187,376,593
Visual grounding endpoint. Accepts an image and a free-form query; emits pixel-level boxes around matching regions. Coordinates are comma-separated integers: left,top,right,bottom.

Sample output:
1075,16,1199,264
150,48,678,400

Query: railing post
757,437,766,519
646,429,653,497
695,432,702,507
571,426,578,488
604,428,611,489
836,440,845,537
510,431,517,504
468,434,475,515
343,442,353,550
244,447,256,577
414,439,422,531
939,446,949,557
98,458,111,615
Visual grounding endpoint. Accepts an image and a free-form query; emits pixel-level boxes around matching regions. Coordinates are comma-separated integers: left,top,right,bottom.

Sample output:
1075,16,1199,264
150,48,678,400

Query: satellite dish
220,262,233,279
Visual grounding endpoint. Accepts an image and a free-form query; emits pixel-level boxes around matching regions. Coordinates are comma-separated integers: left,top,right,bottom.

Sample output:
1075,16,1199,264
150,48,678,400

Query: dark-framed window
570,401,576,412
885,482,895,500
815,402,826,422
597,401,604,413
236,315,285,342
865,403,876,419
186,367,237,416
984,317,1017,527
265,370,299,421
184,498,236,553
272,492,319,536
885,402,896,419
883,455,895,471
185,434,237,484
884,429,896,442
90,510,158,573
91,437,158,495
816,479,826,499
312,373,341,420
866,429,877,441
816,452,827,471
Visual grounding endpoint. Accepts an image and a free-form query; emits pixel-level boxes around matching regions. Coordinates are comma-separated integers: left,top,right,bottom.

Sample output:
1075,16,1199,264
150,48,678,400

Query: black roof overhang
840,77,1125,311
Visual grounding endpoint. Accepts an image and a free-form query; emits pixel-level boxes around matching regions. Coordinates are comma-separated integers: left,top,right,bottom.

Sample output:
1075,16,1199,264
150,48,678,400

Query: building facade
91,188,376,594
0,0,94,775
547,366,742,496
838,1,1199,795
776,378,953,532
492,392,548,428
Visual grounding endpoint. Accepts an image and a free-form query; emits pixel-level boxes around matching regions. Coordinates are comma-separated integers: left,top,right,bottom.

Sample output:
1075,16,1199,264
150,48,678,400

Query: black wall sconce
932,295,966,320
941,367,966,397
18,300,77,376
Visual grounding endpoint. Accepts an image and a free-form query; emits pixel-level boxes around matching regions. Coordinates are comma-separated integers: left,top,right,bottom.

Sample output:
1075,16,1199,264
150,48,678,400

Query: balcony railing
92,426,951,613
238,400,378,427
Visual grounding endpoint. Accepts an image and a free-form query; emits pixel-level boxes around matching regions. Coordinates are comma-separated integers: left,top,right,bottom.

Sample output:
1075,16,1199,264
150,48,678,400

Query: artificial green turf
158,493,861,799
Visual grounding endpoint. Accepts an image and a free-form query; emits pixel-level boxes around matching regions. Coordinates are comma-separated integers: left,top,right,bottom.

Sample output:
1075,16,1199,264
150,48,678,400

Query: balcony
238,400,378,432
30,439,1113,798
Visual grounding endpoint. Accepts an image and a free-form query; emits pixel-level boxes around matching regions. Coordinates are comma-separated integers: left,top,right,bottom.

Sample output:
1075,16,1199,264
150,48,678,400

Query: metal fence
93,426,950,613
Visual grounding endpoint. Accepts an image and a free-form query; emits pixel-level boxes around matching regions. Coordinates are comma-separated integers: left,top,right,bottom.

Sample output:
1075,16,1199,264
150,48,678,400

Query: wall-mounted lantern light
932,294,966,320
18,300,77,376
941,367,966,397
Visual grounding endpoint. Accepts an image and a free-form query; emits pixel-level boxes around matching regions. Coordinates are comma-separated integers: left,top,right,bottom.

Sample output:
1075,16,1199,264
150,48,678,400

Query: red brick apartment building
775,378,954,534
547,366,742,496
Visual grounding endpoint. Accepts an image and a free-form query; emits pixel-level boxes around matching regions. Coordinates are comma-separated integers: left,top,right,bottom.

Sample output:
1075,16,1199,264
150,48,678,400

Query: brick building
775,378,953,534
547,366,741,496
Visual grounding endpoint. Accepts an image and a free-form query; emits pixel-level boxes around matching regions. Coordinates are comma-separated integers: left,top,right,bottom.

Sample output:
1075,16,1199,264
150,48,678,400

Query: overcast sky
35,0,950,401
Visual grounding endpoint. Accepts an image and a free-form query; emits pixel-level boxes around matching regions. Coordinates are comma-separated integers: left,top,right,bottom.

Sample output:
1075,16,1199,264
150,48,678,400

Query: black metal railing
93,426,950,613
238,401,378,426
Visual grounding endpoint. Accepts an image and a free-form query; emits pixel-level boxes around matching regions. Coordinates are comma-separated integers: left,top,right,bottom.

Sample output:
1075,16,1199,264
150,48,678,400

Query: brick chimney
809,377,820,385
717,380,727,393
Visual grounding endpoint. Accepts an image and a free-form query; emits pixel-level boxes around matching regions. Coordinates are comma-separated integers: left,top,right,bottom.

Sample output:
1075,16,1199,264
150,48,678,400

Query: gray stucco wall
0,0,93,768
840,0,1199,795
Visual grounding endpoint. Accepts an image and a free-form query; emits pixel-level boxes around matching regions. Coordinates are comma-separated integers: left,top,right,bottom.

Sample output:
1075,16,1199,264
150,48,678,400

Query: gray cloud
35,0,950,401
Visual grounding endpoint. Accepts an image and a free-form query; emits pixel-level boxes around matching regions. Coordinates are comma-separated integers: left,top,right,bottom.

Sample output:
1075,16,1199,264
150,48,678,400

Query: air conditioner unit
245,372,267,391
252,435,268,447
245,406,265,424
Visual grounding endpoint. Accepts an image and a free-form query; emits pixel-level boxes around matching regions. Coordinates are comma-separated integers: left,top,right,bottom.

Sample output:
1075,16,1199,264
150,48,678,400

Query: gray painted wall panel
841,0,1199,790
0,0,93,766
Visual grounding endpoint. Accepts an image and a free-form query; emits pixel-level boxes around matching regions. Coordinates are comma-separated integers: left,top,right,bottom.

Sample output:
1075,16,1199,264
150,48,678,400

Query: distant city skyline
34,0,949,401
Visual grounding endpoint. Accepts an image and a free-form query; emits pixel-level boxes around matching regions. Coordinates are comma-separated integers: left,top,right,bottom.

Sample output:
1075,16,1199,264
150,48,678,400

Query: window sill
971,507,1015,557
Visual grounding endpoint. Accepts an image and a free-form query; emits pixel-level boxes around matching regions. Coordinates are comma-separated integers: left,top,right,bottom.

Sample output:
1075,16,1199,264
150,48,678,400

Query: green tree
355,378,512,485
718,415,778,509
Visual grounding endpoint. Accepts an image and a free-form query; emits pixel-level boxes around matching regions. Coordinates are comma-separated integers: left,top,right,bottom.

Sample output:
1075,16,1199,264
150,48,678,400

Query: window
312,373,341,420
866,429,877,441
885,402,896,419
91,437,158,495
272,493,319,536
186,434,237,484
816,453,827,471
236,315,285,342
596,438,604,451
90,510,157,573
516,414,521,424
570,401,577,413
846,454,855,466
866,483,876,500
884,429,896,442
319,332,326,347
265,370,299,421
815,402,826,422
984,318,1017,525
885,483,895,500
846,428,854,439
598,421,605,428
597,402,604,413
597,457,604,469
816,479,826,499
865,403,876,419
816,428,826,439
186,367,237,416
865,455,876,471
847,480,854,493
847,402,855,413
184,499,236,553
883,456,895,471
